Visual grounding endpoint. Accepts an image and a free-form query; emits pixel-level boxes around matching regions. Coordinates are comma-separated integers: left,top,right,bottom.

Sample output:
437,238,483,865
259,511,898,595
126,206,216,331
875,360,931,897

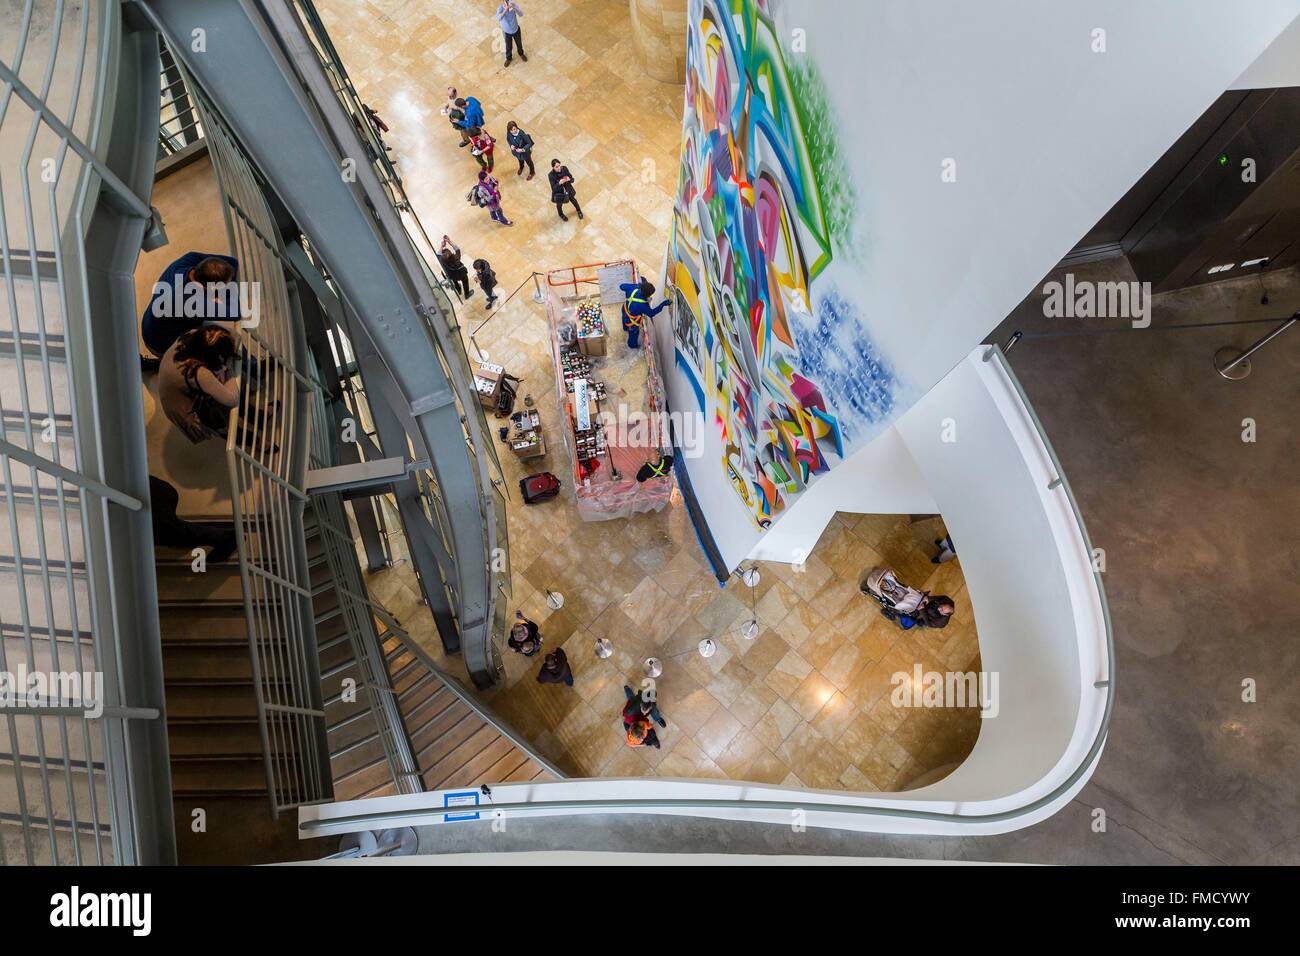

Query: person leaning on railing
158,326,241,444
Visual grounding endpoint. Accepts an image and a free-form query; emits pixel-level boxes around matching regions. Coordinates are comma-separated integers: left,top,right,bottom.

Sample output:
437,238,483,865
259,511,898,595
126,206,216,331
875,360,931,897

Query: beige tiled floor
326,0,982,791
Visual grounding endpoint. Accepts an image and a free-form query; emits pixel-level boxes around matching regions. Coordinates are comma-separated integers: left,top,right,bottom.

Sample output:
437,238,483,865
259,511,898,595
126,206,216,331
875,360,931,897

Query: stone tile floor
326,0,982,791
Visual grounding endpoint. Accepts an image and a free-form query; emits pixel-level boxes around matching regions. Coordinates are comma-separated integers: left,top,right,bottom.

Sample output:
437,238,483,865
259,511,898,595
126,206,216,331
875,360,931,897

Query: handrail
177,60,333,817
1,0,174,864
303,343,1112,834
368,604,567,781
309,492,425,795
1214,312,1297,379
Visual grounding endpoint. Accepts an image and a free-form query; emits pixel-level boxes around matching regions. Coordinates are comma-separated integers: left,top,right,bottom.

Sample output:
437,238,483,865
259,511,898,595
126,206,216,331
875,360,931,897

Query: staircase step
503,758,550,783
156,605,249,642
420,725,502,790
397,672,444,716
155,565,245,606
162,643,255,682
332,748,397,802
411,705,478,767
168,719,265,758
169,755,267,796
327,712,382,759
406,693,466,749
164,682,260,720
330,737,387,788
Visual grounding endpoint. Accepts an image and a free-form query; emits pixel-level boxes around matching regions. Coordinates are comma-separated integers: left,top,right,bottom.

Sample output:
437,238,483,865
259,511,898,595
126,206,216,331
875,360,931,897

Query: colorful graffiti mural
667,0,900,531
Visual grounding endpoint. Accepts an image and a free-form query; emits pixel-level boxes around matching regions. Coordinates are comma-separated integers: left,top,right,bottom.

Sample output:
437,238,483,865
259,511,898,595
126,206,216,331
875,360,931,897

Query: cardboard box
474,361,505,407
578,332,607,357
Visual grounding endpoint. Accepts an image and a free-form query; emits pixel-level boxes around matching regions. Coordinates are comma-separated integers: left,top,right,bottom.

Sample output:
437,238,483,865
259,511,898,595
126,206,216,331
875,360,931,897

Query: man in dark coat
536,649,573,686
907,595,956,629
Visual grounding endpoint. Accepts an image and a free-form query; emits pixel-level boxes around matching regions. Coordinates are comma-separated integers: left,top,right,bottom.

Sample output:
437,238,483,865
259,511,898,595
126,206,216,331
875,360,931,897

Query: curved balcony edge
296,344,1113,839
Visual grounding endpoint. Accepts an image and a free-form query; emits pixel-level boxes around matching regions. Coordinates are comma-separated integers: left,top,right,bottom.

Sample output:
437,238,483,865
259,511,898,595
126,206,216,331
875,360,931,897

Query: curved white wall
301,347,1111,838
892,349,1109,805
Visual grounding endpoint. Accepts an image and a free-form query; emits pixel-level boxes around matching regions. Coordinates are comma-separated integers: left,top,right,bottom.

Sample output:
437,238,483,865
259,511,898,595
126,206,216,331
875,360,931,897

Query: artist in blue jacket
619,279,669,349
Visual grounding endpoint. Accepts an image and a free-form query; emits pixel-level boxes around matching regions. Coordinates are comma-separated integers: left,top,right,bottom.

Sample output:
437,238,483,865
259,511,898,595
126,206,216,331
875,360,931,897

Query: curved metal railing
178,64,332,817
300,342,1114,835
0,0,172,864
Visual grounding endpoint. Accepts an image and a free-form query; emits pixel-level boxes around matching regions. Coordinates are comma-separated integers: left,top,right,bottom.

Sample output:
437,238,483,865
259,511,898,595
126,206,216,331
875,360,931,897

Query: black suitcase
520,472,561,504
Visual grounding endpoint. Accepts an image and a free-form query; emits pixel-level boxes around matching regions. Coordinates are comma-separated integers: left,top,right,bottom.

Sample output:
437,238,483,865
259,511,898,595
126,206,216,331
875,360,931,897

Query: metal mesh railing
178,65,331,817
1,0,167,864
157,39,201,157
309,492,423,796
287,0,512,657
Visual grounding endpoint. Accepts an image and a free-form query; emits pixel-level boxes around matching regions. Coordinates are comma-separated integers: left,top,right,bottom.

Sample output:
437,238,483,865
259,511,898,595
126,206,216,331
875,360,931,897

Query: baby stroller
861,567,927,624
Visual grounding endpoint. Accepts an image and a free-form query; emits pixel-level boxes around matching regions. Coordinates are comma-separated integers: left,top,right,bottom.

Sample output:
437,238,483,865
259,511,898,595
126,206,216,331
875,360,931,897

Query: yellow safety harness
623,291,647,328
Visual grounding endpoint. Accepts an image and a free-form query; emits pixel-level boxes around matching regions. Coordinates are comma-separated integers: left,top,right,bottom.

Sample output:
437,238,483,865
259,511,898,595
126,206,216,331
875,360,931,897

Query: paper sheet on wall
597,262,636,304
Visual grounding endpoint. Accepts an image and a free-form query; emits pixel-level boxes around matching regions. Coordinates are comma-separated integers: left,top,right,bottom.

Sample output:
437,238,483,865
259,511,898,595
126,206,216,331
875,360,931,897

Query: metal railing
1,0,173,863
177,64,332,817
308,492,423,796
286,0,512,674
301,342,1113,835
285,0,404,213
156,39,201,158
366,601,565,782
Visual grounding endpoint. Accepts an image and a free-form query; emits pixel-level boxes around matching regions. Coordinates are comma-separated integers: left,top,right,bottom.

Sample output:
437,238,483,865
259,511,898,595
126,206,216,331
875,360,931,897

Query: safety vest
646,457,670,478
623,293,646,327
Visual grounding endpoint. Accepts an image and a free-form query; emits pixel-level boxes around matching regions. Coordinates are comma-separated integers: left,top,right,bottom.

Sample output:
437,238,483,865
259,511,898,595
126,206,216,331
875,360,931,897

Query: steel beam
139,0,499,685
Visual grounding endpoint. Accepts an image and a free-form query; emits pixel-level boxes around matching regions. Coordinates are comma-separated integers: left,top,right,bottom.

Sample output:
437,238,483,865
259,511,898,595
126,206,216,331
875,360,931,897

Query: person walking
536,648,573,686
469,126,496,172
622,685,667,729
437,236,473,300
506,121,535,179
618,278,669,349
443,87,471,146
547,159,583,221
496,1,527,66
473,258,499,309
622,685,665,749
472,171,513,226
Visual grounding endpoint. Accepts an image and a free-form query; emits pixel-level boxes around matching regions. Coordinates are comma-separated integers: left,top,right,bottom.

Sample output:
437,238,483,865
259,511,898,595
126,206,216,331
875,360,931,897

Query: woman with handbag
547,159,584,221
